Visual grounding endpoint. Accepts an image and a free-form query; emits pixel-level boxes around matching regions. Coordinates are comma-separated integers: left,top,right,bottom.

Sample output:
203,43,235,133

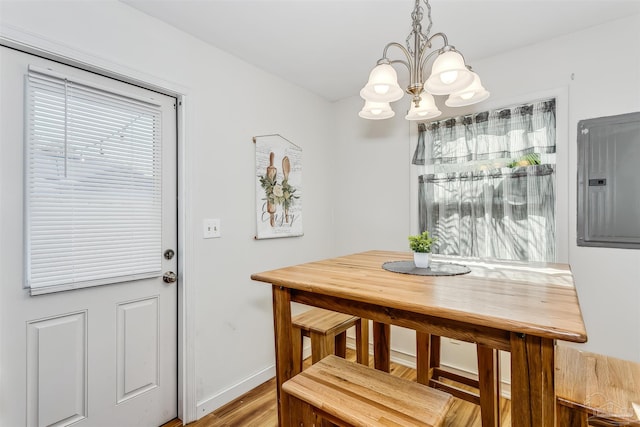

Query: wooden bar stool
556,345,640,426
283,355,453,427
416,333,501,427
292,307,369,371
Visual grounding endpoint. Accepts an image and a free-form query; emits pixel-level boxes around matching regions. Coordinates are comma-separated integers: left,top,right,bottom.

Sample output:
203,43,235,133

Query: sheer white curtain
414,99,556,262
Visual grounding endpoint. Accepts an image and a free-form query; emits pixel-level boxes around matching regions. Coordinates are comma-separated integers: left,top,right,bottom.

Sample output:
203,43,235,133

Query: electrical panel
577,112,640,248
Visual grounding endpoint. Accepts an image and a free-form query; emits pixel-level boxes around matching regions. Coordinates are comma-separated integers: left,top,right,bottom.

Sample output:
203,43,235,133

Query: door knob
163,271,177,283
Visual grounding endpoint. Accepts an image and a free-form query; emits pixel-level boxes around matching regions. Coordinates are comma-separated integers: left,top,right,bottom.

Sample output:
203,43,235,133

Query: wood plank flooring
162,349,512,426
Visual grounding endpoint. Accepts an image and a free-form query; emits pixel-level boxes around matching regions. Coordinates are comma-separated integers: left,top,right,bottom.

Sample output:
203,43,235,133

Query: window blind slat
26,69,163,290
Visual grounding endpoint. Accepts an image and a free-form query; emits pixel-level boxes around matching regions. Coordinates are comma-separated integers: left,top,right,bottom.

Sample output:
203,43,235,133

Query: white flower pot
413,252,431,269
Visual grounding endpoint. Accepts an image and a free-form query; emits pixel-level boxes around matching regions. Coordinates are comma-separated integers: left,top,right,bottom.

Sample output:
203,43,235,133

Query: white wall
0,0,335,421
2,1,639,422
334,14,640,372
331,98,413,254
474,15,640,363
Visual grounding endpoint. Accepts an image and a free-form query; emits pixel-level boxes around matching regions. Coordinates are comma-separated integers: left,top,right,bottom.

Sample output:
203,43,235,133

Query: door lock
164,249,175,260
163,271,177,283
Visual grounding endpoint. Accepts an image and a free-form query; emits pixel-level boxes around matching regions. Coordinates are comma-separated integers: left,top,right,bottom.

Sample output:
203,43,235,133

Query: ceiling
122,0,640,102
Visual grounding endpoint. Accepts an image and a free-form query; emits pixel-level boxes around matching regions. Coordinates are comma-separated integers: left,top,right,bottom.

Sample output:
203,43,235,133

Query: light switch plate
203,218,221,238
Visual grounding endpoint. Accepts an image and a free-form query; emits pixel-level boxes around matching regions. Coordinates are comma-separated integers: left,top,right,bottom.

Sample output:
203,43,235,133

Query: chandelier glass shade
405,92,441,121
360,64,404,103
424,50,474,95
445,72,491,107
359,100,396,120
359,0,489,121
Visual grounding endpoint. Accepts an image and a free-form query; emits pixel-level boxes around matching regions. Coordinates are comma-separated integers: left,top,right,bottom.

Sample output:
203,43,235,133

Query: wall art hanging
254,134,303,239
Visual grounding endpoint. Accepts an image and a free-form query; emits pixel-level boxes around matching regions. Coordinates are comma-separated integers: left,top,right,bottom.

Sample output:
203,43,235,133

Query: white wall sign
254,134,303,239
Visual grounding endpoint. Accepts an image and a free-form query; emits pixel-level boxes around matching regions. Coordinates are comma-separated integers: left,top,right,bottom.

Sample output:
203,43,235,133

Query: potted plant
408,230,436,268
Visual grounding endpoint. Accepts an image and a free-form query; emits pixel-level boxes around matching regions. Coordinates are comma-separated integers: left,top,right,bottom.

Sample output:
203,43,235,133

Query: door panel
117,297,160,403
26,312,88,427
0,46,178,426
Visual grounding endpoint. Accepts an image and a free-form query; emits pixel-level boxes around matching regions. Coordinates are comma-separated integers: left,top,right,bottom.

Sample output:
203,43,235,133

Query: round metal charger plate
382,260,471,276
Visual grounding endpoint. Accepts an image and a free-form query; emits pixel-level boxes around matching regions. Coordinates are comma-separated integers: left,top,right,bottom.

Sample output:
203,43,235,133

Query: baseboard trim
195,364,275,420
196,343,312,419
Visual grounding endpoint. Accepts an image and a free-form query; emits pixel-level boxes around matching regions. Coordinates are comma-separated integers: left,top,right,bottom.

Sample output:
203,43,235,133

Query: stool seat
292,307,369,369
293,308,360,336
283,355,452,427
556,345,640,426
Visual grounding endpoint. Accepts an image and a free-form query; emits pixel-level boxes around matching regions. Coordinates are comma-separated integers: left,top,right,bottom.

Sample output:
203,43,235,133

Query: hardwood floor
162,349,512,426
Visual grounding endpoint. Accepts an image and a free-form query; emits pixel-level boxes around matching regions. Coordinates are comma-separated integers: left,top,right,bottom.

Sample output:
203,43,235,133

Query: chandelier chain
406,0,434,58
424,0,433,40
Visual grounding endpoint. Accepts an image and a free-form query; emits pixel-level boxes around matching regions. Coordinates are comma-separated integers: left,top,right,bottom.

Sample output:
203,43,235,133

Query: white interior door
0,46,178,426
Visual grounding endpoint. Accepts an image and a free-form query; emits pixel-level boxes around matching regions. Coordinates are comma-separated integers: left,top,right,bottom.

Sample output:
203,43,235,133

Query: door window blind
25,66,163,294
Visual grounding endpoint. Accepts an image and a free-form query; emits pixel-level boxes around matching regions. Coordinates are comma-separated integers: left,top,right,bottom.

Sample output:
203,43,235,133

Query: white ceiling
122,0,640,102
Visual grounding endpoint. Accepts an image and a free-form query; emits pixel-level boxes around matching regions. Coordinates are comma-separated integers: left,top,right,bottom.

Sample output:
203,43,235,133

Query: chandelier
359,0,489,121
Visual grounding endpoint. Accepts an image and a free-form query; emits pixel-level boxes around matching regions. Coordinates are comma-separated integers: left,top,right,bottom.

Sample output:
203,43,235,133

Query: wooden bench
282,354,453,427
292,307,369,370
556,345,640,426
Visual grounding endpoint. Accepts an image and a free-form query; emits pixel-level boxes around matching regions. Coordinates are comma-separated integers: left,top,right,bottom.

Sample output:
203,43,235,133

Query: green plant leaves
408,230,436,253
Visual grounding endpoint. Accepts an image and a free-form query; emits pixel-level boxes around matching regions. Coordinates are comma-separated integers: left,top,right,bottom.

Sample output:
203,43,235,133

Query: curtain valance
412,99,556,166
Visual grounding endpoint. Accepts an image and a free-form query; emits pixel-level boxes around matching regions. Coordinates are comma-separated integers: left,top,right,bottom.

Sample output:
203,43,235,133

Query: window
25,66,163,294
413,99,556,262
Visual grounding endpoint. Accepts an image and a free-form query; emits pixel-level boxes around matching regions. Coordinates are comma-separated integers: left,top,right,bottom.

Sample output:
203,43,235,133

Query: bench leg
335,331,347,358
355,318,369,366
556,402,588,427
288,393,346,427
430,335,441,373
288,393,321,426
418,334,501,427
311,331,335,364
292,325,303,374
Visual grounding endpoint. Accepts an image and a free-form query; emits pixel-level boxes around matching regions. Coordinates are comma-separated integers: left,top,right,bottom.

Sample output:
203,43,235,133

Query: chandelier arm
417,32,451,81
423,32,449,54
418,49,442,83
388,59,411,71
382,42,414,69
380,41,416,91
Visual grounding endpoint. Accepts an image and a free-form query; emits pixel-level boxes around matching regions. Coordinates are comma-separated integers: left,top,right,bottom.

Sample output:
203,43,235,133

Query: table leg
416,332,432,385
510,333,555,427
373,321,390,372
477,343,501,427
272,285,295,427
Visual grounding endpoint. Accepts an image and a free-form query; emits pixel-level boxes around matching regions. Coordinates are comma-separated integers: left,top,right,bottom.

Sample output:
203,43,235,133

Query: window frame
409,87,569,263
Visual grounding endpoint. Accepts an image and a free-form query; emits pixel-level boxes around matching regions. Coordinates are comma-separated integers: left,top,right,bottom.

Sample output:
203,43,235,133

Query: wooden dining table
251,250,587,427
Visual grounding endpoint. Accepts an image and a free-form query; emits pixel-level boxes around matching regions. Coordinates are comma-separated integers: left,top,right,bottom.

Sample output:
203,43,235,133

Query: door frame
0,27,197,424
